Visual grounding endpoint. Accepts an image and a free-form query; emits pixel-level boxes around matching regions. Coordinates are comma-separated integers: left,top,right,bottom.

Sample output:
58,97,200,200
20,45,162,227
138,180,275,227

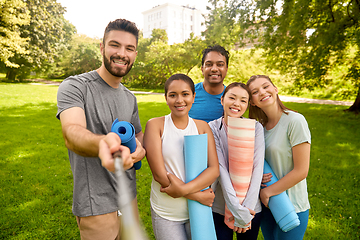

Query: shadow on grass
1,99,359,239
0,101,169,240
0,102,78,239
284,102,360,239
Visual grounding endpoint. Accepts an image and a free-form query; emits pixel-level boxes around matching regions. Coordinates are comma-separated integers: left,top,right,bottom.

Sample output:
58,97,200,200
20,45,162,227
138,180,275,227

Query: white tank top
150,114,199,221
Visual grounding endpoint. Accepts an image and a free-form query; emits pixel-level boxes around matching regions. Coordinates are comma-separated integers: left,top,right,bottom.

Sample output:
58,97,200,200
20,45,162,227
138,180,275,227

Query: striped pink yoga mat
225,117,256,229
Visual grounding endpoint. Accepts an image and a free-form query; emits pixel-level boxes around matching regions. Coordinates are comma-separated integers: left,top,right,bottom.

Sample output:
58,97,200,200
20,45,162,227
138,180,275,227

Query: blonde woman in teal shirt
247,75,311,240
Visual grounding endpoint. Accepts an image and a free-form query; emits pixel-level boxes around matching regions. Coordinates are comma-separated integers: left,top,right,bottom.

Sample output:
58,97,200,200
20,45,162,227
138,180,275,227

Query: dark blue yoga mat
111,119,141,170
184,134,217,240
263,160,300,232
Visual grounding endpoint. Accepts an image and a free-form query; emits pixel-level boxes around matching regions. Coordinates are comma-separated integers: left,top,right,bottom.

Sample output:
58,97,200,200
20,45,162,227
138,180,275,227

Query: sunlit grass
0,83,359,239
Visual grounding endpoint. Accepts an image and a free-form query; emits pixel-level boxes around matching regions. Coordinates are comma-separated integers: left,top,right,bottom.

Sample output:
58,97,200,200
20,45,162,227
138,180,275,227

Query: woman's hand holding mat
184,134,217,240
225,117,256,229
263,160,300,232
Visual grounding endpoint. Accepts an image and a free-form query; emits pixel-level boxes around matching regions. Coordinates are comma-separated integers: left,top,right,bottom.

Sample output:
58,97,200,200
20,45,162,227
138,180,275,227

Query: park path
131,91,353,106
29,80,353,106
278,95,352,106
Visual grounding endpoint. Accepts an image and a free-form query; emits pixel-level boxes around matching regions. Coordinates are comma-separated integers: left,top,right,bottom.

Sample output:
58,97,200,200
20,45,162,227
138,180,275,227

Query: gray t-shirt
56,70,141,217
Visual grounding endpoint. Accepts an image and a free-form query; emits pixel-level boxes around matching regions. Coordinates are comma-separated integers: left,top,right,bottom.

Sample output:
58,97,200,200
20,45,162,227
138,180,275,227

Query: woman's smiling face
165,80,195,117
221,86,249,120
248,77,278,108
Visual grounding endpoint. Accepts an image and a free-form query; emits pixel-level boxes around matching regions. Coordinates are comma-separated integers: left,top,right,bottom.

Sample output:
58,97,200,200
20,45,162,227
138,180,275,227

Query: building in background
142,3,203,45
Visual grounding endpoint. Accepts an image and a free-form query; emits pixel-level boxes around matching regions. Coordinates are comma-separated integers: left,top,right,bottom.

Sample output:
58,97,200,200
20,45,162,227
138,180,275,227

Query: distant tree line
1,0,359,112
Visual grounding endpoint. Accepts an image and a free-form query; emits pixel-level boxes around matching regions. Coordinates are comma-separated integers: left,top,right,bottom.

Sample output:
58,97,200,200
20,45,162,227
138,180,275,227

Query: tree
150,28,168,44
202,0,242,49
173,33,207,75
239,0,360,113
123,29,206,88
0,0,30,68
4,0,75,80
135,31,151,62
123,29,169,88
46,34,102,78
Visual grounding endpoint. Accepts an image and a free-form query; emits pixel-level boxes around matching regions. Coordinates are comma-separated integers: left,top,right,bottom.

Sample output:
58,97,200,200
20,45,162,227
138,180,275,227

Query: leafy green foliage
1,0,358,110
46,34,102,78
123,30,206,89
3,0,76,80
203,0,242,49
201,0,360,111
0,0,30,68
150,28,168,44
225,49,270,84
241,0,360,111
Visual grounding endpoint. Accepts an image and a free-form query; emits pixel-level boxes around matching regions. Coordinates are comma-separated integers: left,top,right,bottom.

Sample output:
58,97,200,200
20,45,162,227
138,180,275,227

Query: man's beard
103,54,134,78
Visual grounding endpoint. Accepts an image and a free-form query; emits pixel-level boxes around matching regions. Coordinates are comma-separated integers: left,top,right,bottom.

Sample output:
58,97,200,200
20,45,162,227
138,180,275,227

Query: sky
57,0,210,39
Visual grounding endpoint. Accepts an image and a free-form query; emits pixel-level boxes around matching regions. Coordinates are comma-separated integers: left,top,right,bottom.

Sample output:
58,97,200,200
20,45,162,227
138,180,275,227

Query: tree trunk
345,86,360,114
6,69,17,81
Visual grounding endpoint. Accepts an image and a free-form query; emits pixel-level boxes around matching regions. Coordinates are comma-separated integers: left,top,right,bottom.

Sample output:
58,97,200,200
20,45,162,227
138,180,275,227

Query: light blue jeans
151,207,191,240
260,206,309,240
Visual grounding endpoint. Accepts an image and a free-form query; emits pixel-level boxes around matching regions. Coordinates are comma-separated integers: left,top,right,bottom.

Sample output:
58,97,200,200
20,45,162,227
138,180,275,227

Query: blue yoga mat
111,119,141,170
263,160,300,232
184,134,217,240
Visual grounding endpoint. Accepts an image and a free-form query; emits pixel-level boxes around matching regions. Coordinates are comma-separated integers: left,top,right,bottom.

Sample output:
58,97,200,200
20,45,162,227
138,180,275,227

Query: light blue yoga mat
184,134,217,240
111,119,141,170
263,160,300,232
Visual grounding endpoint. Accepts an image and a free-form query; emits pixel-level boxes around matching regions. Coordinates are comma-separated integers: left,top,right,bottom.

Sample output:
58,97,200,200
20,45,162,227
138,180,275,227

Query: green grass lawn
0,83,359,239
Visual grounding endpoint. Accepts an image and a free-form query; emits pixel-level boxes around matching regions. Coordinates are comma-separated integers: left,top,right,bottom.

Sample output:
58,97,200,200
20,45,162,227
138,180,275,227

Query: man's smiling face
201,51,228,85
101,30,138,78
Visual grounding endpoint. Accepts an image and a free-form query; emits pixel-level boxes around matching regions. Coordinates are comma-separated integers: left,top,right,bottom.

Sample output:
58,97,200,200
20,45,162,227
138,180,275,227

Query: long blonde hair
246,75,293,126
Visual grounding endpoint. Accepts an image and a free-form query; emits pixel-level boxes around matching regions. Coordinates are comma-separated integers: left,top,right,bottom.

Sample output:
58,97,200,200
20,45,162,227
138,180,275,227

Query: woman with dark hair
144,74,219,240
209,82,265,240
247,75,311,240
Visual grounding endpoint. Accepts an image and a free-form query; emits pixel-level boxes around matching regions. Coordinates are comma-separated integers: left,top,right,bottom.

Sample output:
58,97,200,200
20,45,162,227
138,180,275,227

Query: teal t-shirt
189,82,225,123
264,111,311,213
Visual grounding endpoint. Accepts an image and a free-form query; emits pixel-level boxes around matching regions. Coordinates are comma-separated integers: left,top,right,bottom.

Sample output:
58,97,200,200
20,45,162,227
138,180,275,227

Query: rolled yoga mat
111,118,141,170
184,134,217,240
263,160,300,232
225,117,256,229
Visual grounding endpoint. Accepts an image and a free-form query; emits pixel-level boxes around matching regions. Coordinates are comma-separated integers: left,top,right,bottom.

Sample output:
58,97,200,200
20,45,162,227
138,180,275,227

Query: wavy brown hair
246,75,293,126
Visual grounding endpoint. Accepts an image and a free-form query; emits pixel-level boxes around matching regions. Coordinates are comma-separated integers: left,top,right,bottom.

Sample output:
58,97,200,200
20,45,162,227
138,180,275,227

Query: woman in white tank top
143,74,219,240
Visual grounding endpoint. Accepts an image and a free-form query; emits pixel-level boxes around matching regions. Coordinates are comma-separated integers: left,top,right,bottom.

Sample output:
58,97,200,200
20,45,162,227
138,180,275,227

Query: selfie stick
114,152,148,240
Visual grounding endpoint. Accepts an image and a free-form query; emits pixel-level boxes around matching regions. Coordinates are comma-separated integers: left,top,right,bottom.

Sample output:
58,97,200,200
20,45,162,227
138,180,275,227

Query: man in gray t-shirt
56,19,145,240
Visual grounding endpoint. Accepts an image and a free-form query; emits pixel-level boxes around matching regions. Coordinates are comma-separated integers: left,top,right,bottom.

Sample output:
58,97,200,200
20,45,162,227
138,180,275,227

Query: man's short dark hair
103,19,139,45
201,45,230,67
